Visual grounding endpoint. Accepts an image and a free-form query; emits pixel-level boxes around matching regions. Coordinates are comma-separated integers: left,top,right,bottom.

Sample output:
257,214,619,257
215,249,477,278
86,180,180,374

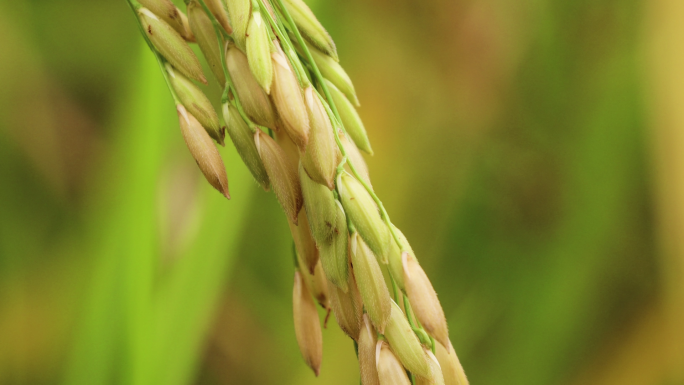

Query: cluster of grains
129,0,468,383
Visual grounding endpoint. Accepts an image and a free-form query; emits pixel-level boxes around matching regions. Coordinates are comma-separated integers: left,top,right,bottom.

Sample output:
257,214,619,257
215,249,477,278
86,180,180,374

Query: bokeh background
1,0,684,384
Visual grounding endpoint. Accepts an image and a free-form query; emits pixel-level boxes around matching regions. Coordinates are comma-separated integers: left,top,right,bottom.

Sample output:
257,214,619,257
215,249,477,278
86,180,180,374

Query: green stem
404,294,432,348
335,155,348,176
347,219,357,235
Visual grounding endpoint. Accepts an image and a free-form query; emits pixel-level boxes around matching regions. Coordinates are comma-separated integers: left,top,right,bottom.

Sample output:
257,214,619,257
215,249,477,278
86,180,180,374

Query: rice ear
302,87,337,188
222,103,269,189
293,271,323,376
376,341,411,385
338,172,391,261
358,315,380,385
226,45,278,129
350,233,391,334
187,1,225,85
138,7,206,83
404,252,449,348
300,162,337,245
282,0,337,60
435,342,469,385
271,44,310,149
176,105,229,198
383,300,430,379
325,79,372,154
168,64,223,144
246,10,273,93
204,0,232,34
226,0,250,49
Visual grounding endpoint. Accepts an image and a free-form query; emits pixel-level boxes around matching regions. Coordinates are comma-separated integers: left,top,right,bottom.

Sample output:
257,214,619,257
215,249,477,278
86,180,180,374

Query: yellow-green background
1,0,683,384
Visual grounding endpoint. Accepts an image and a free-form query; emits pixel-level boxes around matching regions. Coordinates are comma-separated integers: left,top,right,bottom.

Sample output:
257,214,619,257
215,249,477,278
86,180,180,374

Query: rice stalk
125,0,468,382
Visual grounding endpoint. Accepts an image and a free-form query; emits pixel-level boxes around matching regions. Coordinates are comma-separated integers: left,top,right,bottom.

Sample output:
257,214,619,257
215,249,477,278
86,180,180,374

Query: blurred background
1,0,683,384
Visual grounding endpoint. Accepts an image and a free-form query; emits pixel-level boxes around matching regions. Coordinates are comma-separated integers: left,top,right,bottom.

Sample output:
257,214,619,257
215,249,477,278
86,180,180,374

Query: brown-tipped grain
177,105,229,198
137,0,184,34
168,64,223,145
255,129,302,223
358,315,380,385
350,233,391,333
283,0,337,60
435,342,469,385
138,8,206,84
293,271,323,376
403,252,449,348
246,10,273,93
302,87,337,188
338,172,391,261
376,341,411,385
187,1,225,85
384,300,431,379
204,0,232,34
222,103,269,189
226,45,278,129
271,44,310,149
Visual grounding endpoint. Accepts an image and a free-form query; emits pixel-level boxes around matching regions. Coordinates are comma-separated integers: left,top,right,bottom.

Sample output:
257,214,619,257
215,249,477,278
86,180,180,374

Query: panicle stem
127,0,447,382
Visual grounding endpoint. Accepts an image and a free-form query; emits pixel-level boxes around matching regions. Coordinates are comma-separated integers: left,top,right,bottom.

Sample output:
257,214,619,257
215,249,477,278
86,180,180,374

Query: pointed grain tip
218,128,226,146
177,104,229,197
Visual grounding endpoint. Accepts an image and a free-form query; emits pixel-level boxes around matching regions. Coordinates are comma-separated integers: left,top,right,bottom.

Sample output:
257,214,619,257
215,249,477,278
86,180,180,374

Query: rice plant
125,0,468,383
